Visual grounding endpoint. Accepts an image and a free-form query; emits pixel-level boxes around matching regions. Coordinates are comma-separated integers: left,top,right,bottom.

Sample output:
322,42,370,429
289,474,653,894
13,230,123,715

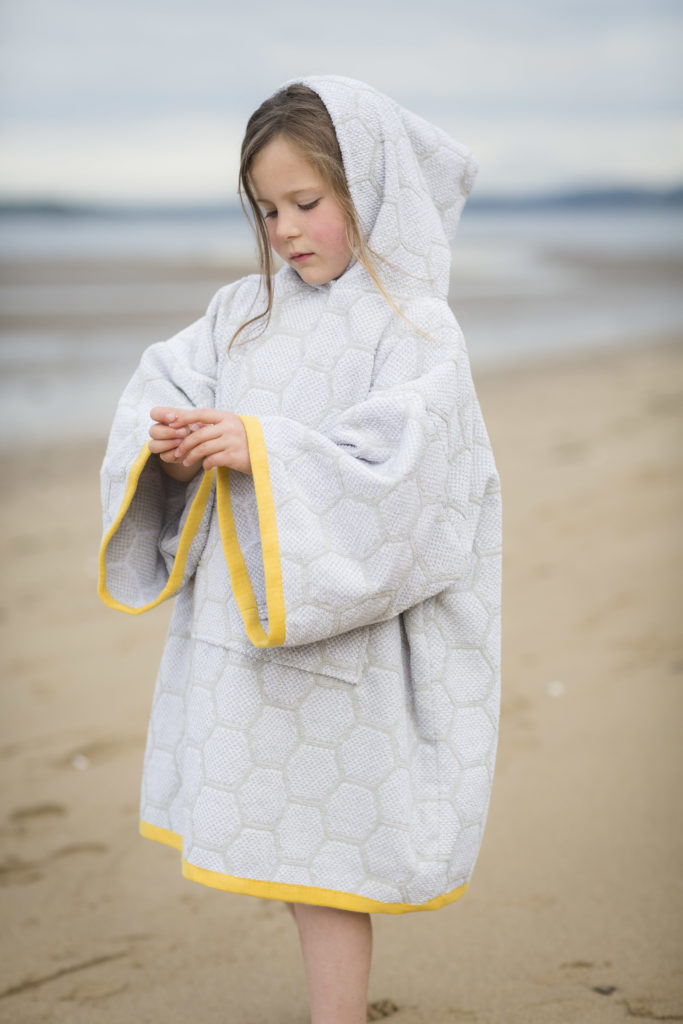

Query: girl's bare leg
283,901,372,1024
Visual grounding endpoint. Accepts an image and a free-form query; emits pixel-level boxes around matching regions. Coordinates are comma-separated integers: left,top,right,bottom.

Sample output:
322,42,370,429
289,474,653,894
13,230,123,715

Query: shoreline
2,331,681,455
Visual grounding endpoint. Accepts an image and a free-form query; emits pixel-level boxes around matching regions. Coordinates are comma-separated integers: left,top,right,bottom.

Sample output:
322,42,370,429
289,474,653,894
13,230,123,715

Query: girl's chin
294,261,353,287
293,266,333,286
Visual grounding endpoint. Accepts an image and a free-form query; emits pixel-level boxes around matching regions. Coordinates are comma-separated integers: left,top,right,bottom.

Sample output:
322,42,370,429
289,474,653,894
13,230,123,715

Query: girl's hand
148,413,202,481
148,418,189,460
149,407,252,475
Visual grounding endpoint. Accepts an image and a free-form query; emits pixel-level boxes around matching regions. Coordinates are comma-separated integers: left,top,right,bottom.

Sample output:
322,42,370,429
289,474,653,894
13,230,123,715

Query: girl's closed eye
262,199,319,219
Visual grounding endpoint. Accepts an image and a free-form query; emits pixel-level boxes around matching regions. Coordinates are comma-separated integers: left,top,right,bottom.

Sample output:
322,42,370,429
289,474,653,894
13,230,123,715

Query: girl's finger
160,449,184,463
176,424,222,459
168,408,224,428
150,406,185,424
148,438,179,454
149,423,183,440
181,437,225,466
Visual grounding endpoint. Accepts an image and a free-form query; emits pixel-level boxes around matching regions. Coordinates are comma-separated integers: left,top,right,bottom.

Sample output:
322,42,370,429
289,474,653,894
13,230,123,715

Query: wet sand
1,334,682,1022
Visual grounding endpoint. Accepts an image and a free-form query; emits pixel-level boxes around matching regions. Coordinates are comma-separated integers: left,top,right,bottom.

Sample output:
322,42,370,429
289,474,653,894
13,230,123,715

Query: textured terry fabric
98,76,502,912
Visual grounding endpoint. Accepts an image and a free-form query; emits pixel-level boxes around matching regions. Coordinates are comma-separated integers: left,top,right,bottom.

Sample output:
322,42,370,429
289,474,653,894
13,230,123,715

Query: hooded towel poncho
98,75,502,914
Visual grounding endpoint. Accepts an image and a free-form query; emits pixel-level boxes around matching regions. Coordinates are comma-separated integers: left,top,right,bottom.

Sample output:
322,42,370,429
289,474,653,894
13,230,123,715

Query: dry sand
1,336,682,1023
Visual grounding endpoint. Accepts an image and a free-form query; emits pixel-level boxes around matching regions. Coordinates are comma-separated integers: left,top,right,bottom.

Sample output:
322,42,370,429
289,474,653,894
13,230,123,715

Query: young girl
99,76,502,1023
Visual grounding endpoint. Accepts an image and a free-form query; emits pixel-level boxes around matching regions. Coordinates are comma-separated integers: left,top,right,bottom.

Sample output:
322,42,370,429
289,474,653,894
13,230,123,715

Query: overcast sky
1,0,681,201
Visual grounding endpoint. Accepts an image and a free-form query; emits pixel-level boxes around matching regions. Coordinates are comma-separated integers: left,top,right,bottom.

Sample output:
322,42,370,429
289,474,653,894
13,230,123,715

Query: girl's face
250,135,353,286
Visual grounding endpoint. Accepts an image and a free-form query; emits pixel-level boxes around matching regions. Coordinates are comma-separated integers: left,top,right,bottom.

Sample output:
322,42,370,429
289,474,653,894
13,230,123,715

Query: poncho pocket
214,623,370,687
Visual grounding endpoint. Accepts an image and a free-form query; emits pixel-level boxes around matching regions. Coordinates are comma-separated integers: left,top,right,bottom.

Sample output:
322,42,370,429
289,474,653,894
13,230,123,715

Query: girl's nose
276,209,301,240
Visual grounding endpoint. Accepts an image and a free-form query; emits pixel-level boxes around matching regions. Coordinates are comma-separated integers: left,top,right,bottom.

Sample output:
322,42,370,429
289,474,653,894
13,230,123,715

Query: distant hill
468,185,683,210
0,185,681,217
0,199,244,218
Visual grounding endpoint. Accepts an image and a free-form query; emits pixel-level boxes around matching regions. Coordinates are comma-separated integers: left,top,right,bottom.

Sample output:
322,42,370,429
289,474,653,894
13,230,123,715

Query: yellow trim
139,819,468,915
215,415,286,647
98,443,216,614
140,820,183,851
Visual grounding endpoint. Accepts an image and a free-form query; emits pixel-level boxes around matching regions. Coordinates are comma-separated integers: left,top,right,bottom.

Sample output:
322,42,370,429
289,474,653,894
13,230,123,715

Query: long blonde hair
231,84,409,349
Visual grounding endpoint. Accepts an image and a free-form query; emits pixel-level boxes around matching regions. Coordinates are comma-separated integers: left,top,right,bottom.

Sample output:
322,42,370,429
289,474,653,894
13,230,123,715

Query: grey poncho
99,75,502,914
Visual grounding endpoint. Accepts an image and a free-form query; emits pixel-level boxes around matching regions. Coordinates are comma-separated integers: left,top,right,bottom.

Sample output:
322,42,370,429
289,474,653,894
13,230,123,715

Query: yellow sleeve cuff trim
216,415,286,647
98,442,216,614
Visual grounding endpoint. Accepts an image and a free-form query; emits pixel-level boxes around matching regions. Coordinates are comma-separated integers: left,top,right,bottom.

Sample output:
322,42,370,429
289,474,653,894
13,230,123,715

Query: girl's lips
291,252,313,262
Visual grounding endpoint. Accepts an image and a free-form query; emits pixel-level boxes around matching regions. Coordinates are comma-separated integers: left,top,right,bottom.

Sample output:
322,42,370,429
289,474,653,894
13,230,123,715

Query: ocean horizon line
1,183,682,219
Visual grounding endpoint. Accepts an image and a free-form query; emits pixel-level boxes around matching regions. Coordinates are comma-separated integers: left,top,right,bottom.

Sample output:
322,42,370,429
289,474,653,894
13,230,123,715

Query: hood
279,74,478,298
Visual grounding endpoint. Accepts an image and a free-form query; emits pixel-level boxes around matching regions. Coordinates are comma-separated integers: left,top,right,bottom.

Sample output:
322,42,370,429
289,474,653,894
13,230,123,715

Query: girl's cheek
311,211,348,251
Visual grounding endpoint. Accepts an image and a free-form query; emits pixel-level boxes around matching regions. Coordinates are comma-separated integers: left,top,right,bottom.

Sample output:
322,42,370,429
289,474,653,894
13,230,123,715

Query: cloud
0,116,243,201
453,114,683,193
2,110,679,201
1,0,681,199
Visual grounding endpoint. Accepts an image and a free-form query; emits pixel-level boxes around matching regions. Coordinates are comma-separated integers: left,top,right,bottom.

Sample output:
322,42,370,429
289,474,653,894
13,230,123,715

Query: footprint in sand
0,842,108,887
8,802,66,822
560,959,614,972
3,803,67,838
367,1000,400,1020
53,842,109,859
623,996,683,1020
0,854,45,886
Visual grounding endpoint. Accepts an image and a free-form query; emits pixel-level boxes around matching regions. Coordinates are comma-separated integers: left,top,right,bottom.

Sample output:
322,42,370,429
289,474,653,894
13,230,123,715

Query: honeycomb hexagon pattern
98,76,501,914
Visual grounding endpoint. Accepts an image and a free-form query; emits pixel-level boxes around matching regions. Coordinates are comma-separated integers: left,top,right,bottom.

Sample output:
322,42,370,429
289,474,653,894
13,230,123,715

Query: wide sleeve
98,286,227,613
217,334,493,648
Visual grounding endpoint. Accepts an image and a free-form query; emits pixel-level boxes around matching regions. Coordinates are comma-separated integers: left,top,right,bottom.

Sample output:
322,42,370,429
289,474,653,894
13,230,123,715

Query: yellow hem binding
98,443,216,614
139,819,468,915
216,415,285,647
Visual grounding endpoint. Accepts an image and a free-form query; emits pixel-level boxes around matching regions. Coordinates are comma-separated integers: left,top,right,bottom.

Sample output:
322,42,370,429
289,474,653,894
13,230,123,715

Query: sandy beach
1,323,682,1021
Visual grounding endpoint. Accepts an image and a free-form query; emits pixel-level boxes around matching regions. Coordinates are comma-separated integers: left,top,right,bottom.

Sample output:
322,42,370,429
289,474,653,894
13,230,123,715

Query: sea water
1,203,681,445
